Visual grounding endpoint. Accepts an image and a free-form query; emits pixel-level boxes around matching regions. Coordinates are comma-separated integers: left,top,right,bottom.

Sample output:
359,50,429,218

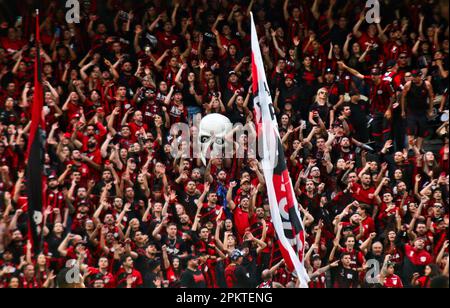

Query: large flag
250,13,310,287
26,10,45,254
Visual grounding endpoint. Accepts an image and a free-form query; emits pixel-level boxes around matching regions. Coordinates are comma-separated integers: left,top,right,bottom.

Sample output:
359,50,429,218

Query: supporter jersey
364,76,394,114
383,274,403,288
115,268,143,288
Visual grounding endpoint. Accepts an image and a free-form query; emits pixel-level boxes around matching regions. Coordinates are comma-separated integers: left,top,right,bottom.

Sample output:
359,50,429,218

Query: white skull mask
198,114,232,165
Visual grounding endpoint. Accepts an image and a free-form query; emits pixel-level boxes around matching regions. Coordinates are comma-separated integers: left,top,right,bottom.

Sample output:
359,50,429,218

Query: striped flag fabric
26,10,46,254
250,13,310,287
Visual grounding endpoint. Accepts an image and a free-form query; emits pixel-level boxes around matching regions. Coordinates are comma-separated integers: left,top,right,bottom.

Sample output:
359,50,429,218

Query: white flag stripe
250,13,309,287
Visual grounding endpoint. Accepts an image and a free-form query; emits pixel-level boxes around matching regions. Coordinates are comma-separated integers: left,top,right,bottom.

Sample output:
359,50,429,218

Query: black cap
48,174,57,181
312,254,322,261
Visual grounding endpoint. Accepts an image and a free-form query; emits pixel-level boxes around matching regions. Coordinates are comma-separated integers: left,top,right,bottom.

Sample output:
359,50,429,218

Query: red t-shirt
232,207,257,238
87,267,116,288
350,182,375,205
384,274,403,288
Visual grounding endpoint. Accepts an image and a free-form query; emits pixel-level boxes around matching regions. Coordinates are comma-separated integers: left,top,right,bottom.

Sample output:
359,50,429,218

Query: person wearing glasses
309,88,333,129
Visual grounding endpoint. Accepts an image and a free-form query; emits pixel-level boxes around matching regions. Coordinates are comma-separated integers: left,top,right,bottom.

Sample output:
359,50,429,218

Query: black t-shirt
332,266,359,288
324,81,345,107
160,234,187,258
227,104,247,125
182,83,200,108
177,191,200,221
180,268,207,288
309,102,330,125
329,25,348,48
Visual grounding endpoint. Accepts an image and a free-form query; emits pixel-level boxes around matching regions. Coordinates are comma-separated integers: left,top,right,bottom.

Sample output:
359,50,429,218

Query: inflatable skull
198,114,232,165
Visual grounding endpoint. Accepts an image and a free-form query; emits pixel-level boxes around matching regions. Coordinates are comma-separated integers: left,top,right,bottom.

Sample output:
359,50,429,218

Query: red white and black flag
250,13,310,287
26,10,45,254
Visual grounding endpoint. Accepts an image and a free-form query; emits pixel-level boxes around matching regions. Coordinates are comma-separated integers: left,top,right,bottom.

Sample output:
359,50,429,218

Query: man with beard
395,233,432,287
323,68,345,111
68,183,93,212
115,254,143,288
250,205,274,277
72,121,107,152
45,174,67,226
118,61,139,91
198,183,223,226
81,137,102,173
299,179,320,218
135,84,161,125
91,169,118,198
86,257,116,288
278,74,302,113
179,255,207,288
225,249,252,288
5,229,25,265
123,110,148,143
134,242,162,288
227,182,257,239
332,136,357,163
191,226,222,288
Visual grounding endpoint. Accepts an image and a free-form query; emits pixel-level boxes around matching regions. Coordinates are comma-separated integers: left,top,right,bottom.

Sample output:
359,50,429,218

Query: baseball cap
71,113,81,120
228,70,237,76
285,73,295,80
47,174,57,181
230,249,244,261
312,254,321,261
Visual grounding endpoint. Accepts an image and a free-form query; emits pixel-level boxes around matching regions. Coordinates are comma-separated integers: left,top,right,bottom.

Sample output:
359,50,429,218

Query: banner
26,10,45,254
250,13,309,287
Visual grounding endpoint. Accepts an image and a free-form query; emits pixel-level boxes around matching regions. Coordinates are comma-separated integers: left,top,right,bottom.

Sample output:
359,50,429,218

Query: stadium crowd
0,0,448,288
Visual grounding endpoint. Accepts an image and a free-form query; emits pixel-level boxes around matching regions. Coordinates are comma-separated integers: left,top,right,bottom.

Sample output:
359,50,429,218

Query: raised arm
353,12,366,38
338,61,364,80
